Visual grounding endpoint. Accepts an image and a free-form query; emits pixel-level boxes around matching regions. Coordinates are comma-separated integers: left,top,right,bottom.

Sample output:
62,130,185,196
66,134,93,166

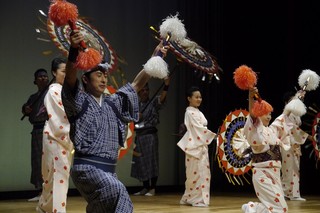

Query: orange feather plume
48,0,78,27
233,65,273,117
49,0,103,70
252,100,273,117
75,48,102,71
233,65,257,90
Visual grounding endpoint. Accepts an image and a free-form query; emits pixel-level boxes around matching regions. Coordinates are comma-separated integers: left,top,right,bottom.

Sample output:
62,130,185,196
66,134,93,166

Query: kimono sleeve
177,109,215,159
270,114,292,151
243,116,266,147
287,113,308,145
108,83,139,123
44,85,70,139
232,128,250,156
61,80,84,121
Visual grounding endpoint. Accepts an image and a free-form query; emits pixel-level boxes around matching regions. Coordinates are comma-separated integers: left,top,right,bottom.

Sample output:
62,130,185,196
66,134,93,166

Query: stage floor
0,193,319,213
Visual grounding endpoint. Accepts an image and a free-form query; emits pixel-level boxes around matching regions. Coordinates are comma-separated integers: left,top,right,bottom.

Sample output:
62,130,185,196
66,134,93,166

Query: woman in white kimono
242,87,306,213
281,92,309,201
177,86,216,207
37,58,74,213
281,114,308,201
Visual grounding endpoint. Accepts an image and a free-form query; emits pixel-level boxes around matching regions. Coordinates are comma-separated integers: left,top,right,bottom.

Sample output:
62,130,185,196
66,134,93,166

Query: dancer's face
53,63,66,85
82,70,107,98
260,112,272,126
188,91,202,108
34,72,49,90
138,85,150,102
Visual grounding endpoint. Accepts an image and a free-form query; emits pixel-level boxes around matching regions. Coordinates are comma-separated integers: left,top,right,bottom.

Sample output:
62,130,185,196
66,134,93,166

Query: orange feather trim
234,65,257,90
49,0,78,27
252,100,273,117
75,48,102,71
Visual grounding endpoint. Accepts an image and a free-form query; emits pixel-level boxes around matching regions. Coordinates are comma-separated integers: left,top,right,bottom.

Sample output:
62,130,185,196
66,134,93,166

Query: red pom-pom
234,65,257,90
75,48,102,70
252,100,273,117
49,0,78,26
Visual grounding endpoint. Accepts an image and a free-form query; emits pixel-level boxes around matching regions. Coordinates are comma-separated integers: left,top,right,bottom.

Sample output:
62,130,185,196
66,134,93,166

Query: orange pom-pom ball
234,65,257,90
49,0,78,26
75,48,102,71
252,100,273,117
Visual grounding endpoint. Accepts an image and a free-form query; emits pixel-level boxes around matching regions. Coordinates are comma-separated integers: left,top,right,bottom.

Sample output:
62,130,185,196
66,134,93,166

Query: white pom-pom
159,13,186,42
298,69,320,91
284,98,306,116
143,56,169,79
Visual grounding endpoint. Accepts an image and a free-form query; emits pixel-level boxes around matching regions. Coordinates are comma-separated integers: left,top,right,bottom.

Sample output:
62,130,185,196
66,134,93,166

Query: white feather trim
298,69,320,91
159,13,186,42
98,62,110,72
143,56,169,79
82,62,110,74
179,38,205,58
284,98,306,117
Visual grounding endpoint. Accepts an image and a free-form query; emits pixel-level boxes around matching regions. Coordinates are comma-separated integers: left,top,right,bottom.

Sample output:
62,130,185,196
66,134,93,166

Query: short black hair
34,68,47,79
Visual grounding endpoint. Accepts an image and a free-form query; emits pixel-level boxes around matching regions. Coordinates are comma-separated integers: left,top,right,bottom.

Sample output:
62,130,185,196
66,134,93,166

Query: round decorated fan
168,38,219,75
47,18,118,73
216,109,252,185
36,9,131,159
150,13,221,82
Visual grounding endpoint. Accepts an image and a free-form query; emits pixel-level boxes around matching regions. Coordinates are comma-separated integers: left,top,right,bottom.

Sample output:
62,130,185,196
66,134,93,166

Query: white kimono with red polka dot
281,113,308,200
241,114,297,213
38,83,74,213
177,106,216,207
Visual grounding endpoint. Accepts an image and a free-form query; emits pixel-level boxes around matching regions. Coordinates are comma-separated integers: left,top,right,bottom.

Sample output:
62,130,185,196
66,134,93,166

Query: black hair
51,57,66,72
81,74,90,90
34,68,47,79
81,71,96,90
186,86,200,98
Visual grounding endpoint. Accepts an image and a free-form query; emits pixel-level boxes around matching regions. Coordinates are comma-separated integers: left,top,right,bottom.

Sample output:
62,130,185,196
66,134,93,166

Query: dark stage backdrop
175,0,320,195
0,0,319,195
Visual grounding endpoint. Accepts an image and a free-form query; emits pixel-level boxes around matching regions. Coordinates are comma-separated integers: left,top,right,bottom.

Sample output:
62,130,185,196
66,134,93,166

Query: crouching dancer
242,87,306,213
62,29,168,213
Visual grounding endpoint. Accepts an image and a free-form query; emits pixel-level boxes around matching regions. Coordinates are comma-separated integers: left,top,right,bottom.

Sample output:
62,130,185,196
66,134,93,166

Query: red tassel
49,0,102,70
49,0,78,27
233,65,272,117
252,100,273,117
234,65,257,90
75,48,102,71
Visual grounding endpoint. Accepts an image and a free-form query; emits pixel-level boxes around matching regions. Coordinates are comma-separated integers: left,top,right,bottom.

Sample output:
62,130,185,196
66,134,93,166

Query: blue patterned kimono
62,81,139,213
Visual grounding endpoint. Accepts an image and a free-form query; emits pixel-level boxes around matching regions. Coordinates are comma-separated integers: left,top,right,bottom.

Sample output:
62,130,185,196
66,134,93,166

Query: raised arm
159,77,170,104
131,70,151,93
65,30,84,90
248,87,258,121
131,42,169,92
